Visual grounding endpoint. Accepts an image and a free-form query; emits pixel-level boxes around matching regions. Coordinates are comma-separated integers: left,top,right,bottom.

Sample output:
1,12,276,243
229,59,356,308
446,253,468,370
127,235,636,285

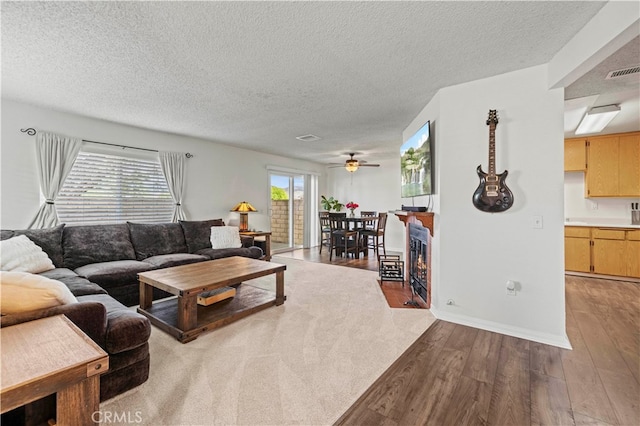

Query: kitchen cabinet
564,227,591,272
584,131,640,197
627,230,640,278
565,226,640,278
619,133,640,196
592,228,627,276
564,138,587,172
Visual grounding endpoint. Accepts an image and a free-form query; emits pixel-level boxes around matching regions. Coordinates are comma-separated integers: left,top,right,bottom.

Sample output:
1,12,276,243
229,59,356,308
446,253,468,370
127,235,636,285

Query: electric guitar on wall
472,110,514,213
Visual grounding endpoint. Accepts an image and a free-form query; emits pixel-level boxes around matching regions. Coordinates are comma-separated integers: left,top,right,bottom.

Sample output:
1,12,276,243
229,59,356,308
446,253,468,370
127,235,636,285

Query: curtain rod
20,128,193,158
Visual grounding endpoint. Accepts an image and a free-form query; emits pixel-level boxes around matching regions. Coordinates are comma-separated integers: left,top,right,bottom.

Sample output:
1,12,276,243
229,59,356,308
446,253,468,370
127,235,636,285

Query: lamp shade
230,201,257,213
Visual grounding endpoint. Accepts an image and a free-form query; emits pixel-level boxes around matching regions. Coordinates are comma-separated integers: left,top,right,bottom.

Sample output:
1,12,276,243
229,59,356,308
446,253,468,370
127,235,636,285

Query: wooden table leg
139,282,153,310
56,375,100,425
177,295,197,332
275,270,285,305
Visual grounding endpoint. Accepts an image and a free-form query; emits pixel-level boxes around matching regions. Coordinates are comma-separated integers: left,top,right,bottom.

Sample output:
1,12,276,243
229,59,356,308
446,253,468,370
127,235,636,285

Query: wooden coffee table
137,256,286,343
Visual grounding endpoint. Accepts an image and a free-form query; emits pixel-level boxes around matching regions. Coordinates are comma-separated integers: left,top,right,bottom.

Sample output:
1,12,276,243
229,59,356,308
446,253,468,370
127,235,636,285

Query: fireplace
409,223,430,305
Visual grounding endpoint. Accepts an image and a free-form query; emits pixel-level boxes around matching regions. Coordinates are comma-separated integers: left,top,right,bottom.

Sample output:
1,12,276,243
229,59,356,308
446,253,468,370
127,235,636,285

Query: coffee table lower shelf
137,285,283,343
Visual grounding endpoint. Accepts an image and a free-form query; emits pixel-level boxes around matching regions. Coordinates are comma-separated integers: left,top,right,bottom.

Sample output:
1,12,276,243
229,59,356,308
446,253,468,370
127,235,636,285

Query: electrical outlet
591,201,598,210
506,280,516,296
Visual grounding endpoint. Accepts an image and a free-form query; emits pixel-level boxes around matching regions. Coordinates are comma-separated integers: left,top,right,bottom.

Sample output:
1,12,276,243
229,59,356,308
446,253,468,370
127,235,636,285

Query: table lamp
230,201,257,232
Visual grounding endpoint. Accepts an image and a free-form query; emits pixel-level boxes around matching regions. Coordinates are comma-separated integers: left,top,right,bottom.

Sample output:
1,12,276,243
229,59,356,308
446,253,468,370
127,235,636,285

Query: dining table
332,215,378,257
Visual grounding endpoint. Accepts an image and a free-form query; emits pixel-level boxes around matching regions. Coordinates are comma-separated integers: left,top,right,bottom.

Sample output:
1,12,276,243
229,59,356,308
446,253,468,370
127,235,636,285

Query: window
57,150,174,225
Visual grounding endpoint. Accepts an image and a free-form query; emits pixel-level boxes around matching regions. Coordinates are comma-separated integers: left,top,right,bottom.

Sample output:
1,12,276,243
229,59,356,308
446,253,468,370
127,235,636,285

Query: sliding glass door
269,172,305,253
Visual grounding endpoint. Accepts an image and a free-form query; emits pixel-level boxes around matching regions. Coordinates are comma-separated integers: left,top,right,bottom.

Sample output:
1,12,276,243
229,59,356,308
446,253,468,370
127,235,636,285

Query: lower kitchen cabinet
565,226,640,278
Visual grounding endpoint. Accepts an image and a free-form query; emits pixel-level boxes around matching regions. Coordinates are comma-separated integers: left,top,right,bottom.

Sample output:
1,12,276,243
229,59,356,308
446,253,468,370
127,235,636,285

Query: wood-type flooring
334,275,639,425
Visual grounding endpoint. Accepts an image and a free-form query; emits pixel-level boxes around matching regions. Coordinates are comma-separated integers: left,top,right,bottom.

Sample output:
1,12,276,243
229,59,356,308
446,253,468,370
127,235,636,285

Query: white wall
1,99,326,230
412,65,570,348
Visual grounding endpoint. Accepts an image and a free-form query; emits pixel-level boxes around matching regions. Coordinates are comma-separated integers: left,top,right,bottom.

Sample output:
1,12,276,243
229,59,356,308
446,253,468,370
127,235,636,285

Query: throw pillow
0,235,55,274
179,219,225,253
210,226,242,249
0,271,77,315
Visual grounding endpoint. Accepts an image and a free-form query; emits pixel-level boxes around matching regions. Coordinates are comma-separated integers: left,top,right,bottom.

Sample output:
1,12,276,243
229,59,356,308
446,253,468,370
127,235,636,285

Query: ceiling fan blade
359,164,380,167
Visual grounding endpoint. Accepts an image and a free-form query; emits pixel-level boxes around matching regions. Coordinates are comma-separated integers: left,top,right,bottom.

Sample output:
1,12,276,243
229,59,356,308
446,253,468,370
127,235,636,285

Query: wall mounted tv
401,120,433,197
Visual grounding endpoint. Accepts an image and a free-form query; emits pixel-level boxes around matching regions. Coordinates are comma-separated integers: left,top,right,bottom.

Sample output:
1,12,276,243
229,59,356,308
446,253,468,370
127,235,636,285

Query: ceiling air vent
295,134,321,142
606,66,640,79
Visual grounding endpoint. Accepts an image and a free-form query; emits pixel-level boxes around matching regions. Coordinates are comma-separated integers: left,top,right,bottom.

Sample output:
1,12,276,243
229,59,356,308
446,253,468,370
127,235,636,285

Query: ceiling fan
328,153,381,172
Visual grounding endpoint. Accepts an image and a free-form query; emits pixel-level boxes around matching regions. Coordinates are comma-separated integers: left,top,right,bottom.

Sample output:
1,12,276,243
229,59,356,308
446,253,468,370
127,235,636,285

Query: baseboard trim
430,308,572,349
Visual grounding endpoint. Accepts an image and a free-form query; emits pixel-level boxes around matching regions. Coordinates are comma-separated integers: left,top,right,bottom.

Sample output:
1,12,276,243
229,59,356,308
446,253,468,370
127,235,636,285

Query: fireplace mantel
392,211,434,236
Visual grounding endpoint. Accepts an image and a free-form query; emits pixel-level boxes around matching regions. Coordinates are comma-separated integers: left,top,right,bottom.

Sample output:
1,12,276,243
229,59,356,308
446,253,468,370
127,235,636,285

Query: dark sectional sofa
0,219,263,405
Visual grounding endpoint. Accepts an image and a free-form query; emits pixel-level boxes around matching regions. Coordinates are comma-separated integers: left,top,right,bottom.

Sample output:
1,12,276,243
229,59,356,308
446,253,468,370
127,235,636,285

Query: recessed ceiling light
575,104,621,135
295,134,321,142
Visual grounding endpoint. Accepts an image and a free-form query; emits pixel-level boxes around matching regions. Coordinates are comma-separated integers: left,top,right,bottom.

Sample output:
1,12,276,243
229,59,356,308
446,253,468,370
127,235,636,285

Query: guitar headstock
486,109,499,125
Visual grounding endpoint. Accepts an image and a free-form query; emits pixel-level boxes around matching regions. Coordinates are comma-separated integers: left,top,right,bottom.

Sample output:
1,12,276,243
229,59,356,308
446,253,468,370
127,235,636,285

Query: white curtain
159,151,187,222
28,132,82,229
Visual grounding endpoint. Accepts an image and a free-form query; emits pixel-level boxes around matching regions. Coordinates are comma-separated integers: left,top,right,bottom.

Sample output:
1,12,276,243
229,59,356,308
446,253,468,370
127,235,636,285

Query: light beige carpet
100,256,435,425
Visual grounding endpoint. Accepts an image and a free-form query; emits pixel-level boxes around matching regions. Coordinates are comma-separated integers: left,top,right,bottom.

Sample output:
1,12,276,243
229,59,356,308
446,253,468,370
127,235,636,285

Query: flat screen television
400,120,432,197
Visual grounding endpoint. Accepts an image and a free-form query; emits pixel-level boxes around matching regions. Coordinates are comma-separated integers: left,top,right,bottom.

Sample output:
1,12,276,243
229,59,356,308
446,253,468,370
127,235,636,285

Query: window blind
57,151,174,225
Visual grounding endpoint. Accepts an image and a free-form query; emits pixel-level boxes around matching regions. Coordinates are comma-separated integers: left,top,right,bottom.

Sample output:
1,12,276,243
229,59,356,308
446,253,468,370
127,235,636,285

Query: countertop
565,218,640,229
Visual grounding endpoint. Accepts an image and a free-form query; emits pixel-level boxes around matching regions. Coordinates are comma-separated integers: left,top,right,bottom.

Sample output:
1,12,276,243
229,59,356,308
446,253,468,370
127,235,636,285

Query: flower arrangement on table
346,201,359,216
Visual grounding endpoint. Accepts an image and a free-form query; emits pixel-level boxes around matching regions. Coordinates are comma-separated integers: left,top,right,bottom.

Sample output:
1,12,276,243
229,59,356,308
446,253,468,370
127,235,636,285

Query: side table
240,230,272,261
1,315,109,425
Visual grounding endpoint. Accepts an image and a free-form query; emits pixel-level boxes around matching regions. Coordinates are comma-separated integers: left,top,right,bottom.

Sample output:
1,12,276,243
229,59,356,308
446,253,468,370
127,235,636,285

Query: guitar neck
488,123,496,177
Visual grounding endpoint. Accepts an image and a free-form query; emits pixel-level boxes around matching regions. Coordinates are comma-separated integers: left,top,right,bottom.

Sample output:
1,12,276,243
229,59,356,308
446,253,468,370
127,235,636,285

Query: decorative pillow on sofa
0,235,55,274
179,219,225,253
210,226,242,249
0,270,77,315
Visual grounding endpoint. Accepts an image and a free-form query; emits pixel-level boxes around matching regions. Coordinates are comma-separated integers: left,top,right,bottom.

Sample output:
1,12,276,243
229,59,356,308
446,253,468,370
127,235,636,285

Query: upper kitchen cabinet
564,138,587,172
584,131,640,197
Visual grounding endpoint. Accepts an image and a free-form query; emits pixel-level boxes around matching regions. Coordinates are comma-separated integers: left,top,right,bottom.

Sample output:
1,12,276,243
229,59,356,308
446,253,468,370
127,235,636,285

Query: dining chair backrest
377,212,388,232
360,211,377,230
328,212,347,231
319,212,331,230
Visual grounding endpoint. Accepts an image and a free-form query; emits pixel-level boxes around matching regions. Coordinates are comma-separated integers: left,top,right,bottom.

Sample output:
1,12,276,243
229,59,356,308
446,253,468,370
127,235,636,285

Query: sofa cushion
0,224,66,268
179,219,224,253
127,222,188,260
77,293,151,354
0,235,55,274
142,253,209,269
0,271,77,315
196,246,263,260
38,267,108,296
74,260,153,290
63,224,136,269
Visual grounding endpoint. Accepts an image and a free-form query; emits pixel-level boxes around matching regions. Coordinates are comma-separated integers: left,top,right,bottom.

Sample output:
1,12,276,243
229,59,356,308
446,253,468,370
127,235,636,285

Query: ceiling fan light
345,160,359,172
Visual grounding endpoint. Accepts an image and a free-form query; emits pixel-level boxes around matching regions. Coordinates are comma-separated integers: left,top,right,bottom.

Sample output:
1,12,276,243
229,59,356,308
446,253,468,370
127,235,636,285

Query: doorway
269,172,305,253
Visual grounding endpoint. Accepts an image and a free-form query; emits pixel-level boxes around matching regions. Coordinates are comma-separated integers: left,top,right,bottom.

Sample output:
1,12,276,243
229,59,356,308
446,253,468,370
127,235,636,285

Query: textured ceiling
1,1,607,164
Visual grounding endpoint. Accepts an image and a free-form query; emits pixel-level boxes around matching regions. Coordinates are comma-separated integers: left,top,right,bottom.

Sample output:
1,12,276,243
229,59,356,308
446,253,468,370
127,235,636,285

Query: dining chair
319,212,331,254
328,213,358,260
360,212,387,260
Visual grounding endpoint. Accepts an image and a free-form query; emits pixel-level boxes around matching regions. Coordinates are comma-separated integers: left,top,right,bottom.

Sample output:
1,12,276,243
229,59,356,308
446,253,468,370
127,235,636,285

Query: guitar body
472,165,514,212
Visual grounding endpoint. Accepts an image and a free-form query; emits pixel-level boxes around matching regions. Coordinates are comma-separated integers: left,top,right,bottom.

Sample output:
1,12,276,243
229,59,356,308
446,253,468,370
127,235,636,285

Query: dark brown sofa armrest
0,302,108,346
240,235,254,248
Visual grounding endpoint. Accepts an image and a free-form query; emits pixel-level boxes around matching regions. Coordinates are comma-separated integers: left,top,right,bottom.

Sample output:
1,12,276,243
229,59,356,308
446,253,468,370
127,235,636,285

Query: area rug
100,256,435,425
